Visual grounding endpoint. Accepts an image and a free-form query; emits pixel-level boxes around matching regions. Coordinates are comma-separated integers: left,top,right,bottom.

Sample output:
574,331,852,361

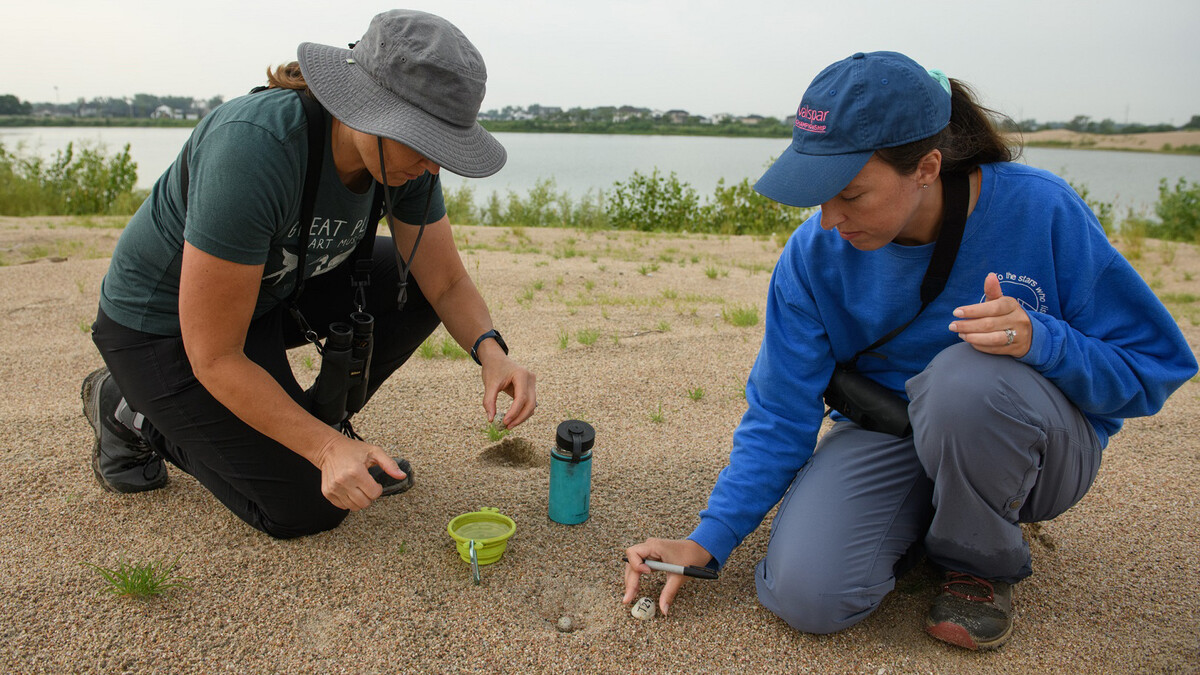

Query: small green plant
584,279,595,291
576,328,600,346
661,288,678,300
657,320,671,332
78,319,91,333
418,337,437,359
84,557,192,599
687,387,705,401
483,421,510,442
301,355,314,370
649,402,665,423
723,304,759,327
638,264,652,276
397,541,408,555
557,329,569,350
705,266,721,279
440,336,468,359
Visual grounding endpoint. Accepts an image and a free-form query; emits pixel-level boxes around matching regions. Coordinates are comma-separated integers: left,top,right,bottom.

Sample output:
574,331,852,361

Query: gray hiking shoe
925,571,1014,650
81,367,168,493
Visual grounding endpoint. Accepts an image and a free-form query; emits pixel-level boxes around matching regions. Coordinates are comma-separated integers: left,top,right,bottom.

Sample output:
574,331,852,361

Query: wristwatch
470,329,508,365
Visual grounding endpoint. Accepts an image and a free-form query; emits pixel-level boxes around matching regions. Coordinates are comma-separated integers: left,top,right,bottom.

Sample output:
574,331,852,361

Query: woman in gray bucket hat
82,10,536,538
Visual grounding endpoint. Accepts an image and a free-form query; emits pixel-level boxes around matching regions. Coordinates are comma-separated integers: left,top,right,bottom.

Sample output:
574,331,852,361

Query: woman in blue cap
82,10,536,537
624,51,1196,650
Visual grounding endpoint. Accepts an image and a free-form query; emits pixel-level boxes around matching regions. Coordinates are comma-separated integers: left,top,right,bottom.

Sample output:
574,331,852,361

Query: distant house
738,115,765,125
664,109,690,124
152,105,180,119
613,105,650,123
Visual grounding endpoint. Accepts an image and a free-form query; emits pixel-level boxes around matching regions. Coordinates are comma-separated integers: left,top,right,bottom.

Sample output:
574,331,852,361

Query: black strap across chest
846,171,970,365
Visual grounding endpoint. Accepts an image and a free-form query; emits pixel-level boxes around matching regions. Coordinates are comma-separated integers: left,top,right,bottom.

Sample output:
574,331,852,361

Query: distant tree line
2,93,1198,137
0,93,225,120
1001,114,1200,134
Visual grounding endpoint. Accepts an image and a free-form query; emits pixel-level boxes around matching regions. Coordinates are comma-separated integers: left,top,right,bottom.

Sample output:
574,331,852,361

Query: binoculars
310,311,374,425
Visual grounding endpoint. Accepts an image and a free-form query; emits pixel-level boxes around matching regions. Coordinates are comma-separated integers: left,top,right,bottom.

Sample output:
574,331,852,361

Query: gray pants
755,343,1102,634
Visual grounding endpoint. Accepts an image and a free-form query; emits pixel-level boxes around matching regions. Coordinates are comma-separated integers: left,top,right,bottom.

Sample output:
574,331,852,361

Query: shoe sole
81,368,120,494
925,618,1012,651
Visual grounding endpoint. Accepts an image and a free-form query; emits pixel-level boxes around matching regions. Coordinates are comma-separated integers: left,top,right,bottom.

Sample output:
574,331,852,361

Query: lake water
4,126,1200,215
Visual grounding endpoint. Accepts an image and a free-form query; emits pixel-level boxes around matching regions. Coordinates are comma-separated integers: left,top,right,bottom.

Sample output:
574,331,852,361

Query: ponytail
876,78,1021,175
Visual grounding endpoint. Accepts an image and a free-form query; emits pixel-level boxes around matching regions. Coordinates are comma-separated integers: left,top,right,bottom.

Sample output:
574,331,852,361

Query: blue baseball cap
754,51,951,208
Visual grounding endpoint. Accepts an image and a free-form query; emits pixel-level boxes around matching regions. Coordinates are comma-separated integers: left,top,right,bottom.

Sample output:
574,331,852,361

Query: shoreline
4,117,1200,154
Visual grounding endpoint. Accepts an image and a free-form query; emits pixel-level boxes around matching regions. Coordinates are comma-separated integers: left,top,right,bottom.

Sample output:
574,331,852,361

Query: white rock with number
630,597,656,621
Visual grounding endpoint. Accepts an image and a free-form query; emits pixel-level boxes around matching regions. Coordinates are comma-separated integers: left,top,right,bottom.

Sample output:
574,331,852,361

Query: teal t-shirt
100,88,446,336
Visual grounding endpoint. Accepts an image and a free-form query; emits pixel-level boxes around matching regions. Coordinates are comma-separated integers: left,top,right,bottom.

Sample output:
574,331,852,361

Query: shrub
706,177,813,235
0,141,143,216
607,169,702,232
1144,178,1200,243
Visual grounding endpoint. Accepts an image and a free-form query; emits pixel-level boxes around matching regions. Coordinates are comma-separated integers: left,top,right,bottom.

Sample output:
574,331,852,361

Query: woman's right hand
315,433,407,511
622,538,714,616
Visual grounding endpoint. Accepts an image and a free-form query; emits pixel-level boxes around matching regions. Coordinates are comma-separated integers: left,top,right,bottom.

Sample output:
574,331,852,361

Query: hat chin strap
377,136,437,311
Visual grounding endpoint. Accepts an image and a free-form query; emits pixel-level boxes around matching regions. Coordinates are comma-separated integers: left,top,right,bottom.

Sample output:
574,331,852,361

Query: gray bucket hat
298,9,506,178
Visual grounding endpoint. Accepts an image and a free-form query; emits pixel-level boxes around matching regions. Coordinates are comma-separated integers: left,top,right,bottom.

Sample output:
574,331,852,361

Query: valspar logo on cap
794,104,830,134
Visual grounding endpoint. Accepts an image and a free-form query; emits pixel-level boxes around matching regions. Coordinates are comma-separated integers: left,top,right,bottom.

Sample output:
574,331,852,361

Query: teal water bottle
549,420,595,524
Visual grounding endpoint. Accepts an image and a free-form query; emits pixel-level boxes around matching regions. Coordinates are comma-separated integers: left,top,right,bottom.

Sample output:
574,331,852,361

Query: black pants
91,237,441,538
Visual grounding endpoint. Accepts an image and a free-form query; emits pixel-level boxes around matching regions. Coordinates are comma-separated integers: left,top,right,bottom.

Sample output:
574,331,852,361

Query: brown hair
875,78,1021,175
266,62,308,91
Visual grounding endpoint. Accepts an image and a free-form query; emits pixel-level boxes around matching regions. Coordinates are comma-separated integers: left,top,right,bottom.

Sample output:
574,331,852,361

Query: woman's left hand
479,346,537,430
949,272,1032,358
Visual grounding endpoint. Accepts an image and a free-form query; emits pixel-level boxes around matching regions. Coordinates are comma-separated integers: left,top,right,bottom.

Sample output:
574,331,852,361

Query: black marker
623,557,719,580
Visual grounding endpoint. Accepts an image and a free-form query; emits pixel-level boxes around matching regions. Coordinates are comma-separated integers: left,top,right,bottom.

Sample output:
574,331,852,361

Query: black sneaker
81,367,168,493
925,571,1014,651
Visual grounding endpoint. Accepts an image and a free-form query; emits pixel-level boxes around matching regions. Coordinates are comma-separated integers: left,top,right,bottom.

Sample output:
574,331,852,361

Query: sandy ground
1021,129,1200,153
0,216,1197,674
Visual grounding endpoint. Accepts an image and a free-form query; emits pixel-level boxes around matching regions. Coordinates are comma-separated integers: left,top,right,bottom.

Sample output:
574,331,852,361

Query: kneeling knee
257,502,347,540
757,570,888,634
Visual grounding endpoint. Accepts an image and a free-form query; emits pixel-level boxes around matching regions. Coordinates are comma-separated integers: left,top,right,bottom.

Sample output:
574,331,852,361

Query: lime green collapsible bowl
447,507,516,565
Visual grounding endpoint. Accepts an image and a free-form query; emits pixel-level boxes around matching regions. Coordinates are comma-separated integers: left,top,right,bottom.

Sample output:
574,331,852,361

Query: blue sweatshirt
689,162,1198,566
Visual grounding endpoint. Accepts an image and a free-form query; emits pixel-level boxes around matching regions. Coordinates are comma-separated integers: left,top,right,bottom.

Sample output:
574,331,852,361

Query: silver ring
1004,328,1016,346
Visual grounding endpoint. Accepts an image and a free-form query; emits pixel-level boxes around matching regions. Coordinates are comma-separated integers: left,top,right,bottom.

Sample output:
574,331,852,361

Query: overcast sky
4,1,1198,125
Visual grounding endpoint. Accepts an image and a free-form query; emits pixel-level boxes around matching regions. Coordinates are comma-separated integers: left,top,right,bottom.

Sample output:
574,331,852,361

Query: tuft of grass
557,329,569,350
705,266,721,279
418,337,437,359
722,304,759,327
84,557,192,599
483,421,510,442
649,402,665,423
440,337,468,360
78,319,91,333
417,334,468,360
657,320,671,332
687,387,705,401
576,328,600,346
301,355,314,370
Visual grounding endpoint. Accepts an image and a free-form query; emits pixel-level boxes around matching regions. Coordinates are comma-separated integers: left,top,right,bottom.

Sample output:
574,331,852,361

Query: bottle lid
555,420,595,461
